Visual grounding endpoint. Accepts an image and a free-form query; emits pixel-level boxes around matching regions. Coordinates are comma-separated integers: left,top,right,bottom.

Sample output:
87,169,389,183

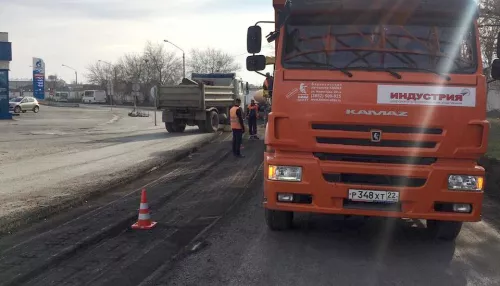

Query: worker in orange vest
230,98,245,158
247,99,259,139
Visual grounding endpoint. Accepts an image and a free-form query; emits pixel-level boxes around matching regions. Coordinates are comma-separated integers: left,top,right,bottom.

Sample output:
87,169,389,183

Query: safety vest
230,106,242,130
248,104,258,118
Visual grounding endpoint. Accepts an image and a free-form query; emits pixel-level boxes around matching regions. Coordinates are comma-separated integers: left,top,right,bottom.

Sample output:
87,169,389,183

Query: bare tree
144,41,182,85
188,48,241,74
479,0,500,78
85,62,111,90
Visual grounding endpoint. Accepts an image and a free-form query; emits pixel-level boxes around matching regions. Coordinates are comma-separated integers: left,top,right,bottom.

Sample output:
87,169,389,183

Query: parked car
9,97,40,113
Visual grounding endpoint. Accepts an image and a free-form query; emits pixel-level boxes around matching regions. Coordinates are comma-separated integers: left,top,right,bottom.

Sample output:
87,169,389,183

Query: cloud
1,0,275,85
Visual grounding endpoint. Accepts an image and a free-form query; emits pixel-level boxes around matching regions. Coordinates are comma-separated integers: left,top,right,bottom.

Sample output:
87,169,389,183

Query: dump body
157,73,249,133
258,0,489,237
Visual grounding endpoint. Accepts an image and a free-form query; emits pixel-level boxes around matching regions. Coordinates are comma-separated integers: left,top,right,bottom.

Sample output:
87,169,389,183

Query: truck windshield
282,14,477,75
84,91,93,97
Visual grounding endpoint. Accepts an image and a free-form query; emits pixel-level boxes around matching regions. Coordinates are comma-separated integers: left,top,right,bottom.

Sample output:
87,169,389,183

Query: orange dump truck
246,0,500,240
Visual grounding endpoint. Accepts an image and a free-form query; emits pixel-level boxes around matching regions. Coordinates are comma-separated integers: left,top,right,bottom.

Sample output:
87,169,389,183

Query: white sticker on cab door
377,85,476,107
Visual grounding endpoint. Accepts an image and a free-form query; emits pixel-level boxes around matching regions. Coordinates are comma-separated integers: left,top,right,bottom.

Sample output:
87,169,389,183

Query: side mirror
246,55,267,72
491,59,500,80
247,26,262,54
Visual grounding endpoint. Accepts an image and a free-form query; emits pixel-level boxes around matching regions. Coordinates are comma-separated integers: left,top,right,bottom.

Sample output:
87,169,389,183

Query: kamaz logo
346,109,408,117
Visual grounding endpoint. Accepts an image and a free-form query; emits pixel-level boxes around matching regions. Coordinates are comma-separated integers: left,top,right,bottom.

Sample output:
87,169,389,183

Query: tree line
85,42,241,104
479,0,500,83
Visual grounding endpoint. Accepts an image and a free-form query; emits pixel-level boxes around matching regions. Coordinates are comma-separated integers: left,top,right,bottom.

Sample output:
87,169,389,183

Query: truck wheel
165,122,175,133
174,122,186,133
265,209,293,231
205,111,219,133
427,220,463,241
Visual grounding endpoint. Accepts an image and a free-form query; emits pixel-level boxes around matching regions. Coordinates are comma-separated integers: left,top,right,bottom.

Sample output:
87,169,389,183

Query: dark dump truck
157,73,250,133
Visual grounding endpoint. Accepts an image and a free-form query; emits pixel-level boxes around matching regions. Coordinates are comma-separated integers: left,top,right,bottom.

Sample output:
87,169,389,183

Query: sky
0,0,276,86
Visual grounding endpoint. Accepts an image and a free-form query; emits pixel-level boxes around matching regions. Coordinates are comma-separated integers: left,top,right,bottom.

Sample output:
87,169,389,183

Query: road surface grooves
0,133,264,286
151,181,500,286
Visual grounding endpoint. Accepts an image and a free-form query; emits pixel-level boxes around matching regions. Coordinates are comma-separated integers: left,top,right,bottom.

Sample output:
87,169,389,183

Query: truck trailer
157,73,250,133
247,0,500,240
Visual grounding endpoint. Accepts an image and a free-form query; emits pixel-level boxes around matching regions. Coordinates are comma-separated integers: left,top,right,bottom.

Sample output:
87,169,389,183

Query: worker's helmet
266,72,271,77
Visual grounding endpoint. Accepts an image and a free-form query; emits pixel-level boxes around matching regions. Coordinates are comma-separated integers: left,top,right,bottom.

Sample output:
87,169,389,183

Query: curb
45,102,80,107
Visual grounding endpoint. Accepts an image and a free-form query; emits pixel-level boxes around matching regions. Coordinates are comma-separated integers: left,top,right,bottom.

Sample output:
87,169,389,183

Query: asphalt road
0,105,215,234
1,121,499,286
0,129,265,286
151,184,500,286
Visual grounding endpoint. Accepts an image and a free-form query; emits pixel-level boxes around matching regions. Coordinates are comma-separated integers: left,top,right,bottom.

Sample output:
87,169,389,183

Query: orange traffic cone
131,189,157,230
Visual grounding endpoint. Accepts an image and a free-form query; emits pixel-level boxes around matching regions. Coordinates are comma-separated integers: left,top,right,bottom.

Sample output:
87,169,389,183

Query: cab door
19,98,30,110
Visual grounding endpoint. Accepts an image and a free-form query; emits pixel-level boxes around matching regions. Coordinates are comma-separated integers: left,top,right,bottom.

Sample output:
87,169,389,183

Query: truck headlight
448,175,484,191
268,165,302,182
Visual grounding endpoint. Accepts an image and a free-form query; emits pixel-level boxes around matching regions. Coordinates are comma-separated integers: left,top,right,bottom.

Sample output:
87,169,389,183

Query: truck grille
313,153,437,165
312,124,443,134
316,138,436,148
313,123,442,149
323,173,426,187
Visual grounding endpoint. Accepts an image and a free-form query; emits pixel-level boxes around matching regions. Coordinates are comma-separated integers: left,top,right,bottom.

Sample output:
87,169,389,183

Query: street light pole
98,60,114,109
164,39,186,79
61,64,78,85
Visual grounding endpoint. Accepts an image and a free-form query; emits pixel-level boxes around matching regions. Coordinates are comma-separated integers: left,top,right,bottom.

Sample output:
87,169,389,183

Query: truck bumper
263,152,484,222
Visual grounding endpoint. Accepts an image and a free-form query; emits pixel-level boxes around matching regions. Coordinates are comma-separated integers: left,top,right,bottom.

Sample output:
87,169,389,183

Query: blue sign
0,69,12,119
0,42,12,61
32,57,45,100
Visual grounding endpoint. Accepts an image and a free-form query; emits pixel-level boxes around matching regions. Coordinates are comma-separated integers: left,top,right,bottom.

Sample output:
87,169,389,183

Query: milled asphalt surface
0,128,264,286
154,183,500,286
0,105,216,233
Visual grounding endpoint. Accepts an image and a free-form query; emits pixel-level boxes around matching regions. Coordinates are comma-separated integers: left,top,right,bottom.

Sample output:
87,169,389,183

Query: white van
82,90,106,104
55,92,69,102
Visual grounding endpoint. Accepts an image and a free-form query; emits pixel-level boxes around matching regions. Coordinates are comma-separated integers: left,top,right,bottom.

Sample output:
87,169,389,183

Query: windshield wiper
346,67,402,79
286,60,353,77
387,67,451,81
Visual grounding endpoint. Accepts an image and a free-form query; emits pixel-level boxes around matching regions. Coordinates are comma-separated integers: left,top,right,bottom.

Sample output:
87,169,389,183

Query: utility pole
164,39,186,79
61,64,78,85
98,60,113,110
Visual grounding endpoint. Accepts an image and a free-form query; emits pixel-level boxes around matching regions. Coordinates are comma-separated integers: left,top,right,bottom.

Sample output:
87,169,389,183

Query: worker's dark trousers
232,129,243,156
248,116,257,136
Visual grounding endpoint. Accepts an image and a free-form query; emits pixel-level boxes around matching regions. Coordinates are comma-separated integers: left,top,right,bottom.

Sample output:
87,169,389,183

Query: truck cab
247,0,498,240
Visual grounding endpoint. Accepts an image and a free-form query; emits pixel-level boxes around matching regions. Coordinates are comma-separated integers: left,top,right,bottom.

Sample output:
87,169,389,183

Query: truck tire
427,220,463,241
166,121,186,133
205,111,219,133
265,209,293,231
174,121,186,133
165,122,175,133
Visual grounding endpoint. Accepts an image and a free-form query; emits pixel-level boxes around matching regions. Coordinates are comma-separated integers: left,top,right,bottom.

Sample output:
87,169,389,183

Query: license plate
348,189,399,203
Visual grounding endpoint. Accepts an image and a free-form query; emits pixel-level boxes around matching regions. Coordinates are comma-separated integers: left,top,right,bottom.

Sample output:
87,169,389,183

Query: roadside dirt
0,106,218,236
